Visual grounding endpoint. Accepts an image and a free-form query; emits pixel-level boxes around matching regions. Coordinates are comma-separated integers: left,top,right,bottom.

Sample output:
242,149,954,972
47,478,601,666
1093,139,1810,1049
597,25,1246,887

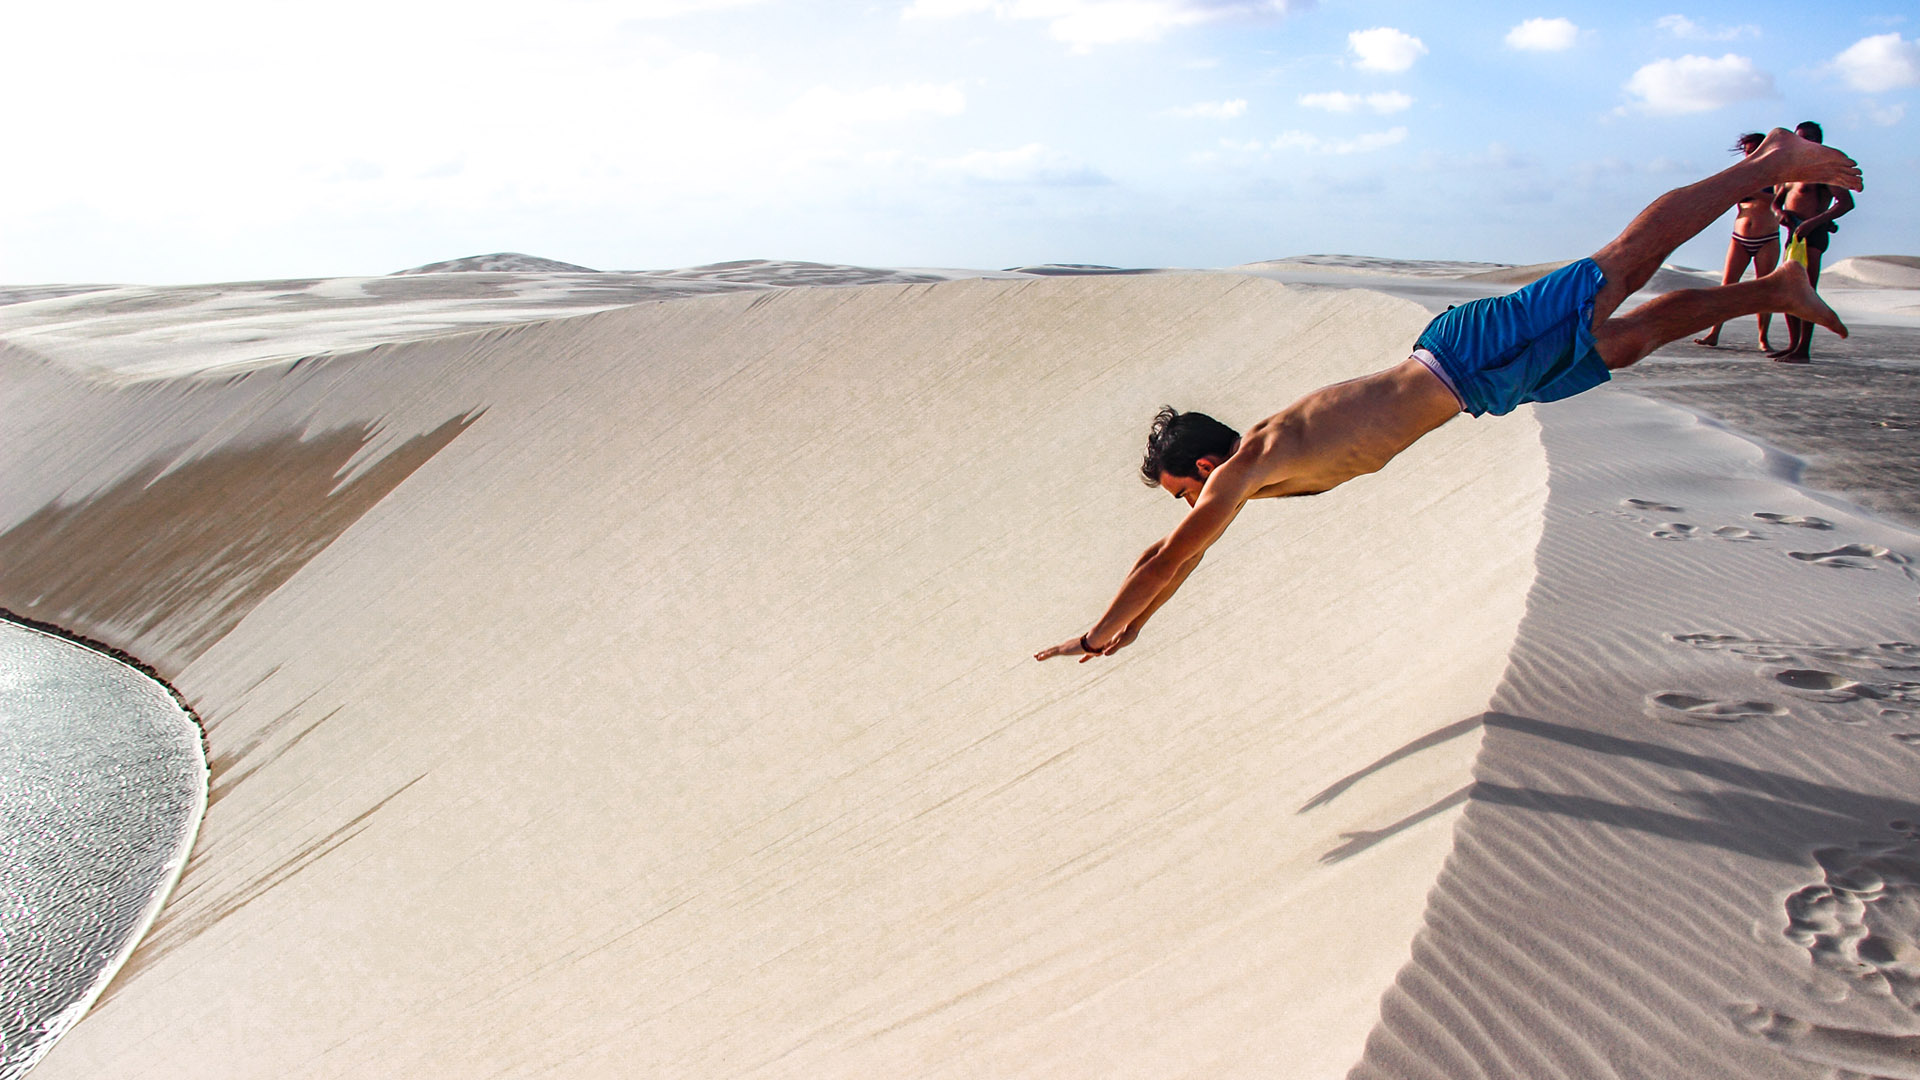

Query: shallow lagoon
0,620,204,1080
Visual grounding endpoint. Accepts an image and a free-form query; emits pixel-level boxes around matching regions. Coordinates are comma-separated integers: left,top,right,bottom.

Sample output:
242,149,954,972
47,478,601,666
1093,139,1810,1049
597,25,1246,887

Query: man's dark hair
1733,131,1764,155
1796,120,1823,143
1140,406,1239,486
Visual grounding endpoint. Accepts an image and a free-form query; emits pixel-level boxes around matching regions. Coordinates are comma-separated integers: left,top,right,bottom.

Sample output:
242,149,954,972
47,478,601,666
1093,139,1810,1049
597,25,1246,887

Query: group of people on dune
1694,120,1856,363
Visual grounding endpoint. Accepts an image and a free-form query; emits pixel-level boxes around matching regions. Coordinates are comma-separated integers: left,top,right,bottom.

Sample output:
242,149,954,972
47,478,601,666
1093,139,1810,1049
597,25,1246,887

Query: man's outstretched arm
1034,467,1251,662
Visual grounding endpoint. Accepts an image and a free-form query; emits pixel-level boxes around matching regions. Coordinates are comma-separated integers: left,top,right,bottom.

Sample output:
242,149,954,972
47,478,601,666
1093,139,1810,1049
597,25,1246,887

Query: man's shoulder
1221,421,1311,494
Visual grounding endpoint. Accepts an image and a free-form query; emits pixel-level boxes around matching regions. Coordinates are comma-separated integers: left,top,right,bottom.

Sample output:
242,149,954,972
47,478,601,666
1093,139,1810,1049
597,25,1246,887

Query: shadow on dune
0,411,479,675
1474,713,1920,865
1312,708,1920,865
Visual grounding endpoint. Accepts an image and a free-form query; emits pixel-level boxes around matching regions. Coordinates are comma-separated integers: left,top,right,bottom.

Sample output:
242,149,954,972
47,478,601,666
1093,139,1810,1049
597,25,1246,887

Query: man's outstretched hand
1034,627,1138,663
1034,636,1096,662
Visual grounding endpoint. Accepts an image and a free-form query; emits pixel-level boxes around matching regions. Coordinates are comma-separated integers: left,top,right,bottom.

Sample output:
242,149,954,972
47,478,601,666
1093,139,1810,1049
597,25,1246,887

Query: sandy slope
0,274,1543,1078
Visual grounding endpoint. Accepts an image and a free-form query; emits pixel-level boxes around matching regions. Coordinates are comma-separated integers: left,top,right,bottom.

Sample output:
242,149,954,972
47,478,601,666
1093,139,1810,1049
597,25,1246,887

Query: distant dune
1235,255,1512,279
1001,263,1161,276
1825,255,1920,289
391,252,601,274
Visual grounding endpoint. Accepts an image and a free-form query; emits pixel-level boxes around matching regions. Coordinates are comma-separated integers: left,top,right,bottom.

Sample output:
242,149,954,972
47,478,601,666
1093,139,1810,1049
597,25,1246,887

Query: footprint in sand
1754,511,1835,531
1782,832,1920,1011
1895,733,1920,747
1730,1005,1920,1077
1672,634,1920,673
1626,498,1685,513
1648,692,1788,725
1651,523,1771,542
1773,668,1884,703
1788,543,1913,571
1649,523,1765,542
1667,633,1799,664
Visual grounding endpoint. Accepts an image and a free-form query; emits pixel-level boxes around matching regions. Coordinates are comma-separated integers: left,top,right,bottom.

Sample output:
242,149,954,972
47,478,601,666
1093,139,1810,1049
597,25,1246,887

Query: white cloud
1298,91,1413,114
1419,142,1534,171
1163,99,1249,119
1574,156,1695,183
1270,127,1408,154
1860,101,1907,126
1505,17,1578,51
1622,54,1774,114
1348,27,1427,72
902,0,995,15
934,144,1109,184
1656,15,1758,41
901,0,1303,51
1831,33,1920,93
621,0,771,15
788,83,967,125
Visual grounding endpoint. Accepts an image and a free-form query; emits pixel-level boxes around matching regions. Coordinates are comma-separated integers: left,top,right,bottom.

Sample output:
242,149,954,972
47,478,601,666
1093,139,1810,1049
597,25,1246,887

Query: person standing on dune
1770,121,1856,363
1693,131,1782,351
1037,128,1863,664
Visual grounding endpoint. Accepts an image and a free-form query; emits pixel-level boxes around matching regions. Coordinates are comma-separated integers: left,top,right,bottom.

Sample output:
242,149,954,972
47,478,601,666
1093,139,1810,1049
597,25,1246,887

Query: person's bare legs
1595,261,1842,370
1586,128,1861,328
1770,245,1825,362
1693,235,1755,346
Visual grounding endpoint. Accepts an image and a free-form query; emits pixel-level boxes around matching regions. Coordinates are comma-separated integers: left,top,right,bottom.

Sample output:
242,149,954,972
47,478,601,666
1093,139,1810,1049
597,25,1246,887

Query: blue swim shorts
1414,258,1612,417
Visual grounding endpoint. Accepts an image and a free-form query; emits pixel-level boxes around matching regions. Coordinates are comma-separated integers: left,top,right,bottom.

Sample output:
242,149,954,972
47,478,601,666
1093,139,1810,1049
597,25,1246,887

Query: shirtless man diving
1036,127,1863,664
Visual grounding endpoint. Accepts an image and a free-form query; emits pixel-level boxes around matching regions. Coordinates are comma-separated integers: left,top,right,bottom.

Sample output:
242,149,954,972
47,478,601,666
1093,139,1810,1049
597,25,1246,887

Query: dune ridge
1,273,1545,1078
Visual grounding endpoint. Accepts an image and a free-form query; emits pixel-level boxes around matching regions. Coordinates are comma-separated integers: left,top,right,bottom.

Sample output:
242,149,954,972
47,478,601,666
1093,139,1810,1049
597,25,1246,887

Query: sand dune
1826,255,1920,290
1235,255,1515,279
392,252,602,275
9,258,1919,1077
0,260,978,383
2,273,1544,1077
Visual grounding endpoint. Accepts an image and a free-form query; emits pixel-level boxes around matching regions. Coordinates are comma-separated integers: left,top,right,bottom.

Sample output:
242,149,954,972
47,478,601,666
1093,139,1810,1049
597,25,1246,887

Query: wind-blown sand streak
2,274,1542,1078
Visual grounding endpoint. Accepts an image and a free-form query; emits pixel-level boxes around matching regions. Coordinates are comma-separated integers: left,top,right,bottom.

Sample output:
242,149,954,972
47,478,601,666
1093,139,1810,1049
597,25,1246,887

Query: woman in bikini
1694,132,1781,350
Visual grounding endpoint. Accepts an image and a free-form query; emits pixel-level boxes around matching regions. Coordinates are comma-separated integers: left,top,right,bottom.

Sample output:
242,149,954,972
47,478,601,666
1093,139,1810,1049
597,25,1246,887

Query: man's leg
1585,129,1860,328
1773,243,1827,362
1593,261,1842,370
1692,236,1750,346
1753,240,1780,351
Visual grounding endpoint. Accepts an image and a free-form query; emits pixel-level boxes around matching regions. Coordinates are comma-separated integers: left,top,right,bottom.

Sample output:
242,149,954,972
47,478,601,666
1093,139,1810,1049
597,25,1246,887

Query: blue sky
2,0,1913,283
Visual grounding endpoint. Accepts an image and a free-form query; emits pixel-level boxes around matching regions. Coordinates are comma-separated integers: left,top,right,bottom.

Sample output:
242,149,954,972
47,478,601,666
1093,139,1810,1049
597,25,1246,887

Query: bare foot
1758,338,1774,352
1693,334,1721,347
1763,261,1847,338
1771,353,1810,364
1754,127,1864,191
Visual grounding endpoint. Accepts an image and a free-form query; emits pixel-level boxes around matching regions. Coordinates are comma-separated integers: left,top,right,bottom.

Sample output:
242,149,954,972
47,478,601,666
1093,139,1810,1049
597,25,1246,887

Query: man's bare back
1176,359,1459,506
